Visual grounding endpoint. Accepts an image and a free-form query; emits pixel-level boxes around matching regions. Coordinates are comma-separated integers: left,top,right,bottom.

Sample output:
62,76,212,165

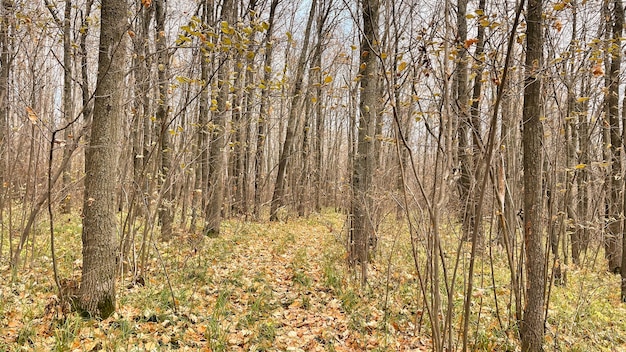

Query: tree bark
349,0,379,286
79,0,127,318
0,0,12,233
60,0,74,214
155,0,174,241
520,0,546,349
205,0,235,236
605,0,623,273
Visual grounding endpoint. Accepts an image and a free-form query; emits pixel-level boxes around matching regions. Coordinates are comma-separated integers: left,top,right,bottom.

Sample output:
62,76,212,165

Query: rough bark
605,0,623,273
520,0,546,349
349,0,379,286
155,0,174,241
455,0,473,241
60,0,73,214
79,0,127,318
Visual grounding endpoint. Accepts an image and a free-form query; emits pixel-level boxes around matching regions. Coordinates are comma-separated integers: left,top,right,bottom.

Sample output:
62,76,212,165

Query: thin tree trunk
269,0,317,221
0,0,12,240
520,0,546,349
155,0,174,241
60,0,73,214
253,0,278,219
349,0,379,286
205,0,235,236
605,0,623,273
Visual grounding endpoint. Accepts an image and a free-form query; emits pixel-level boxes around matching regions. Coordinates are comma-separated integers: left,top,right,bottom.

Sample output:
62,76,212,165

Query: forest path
0,213,429,351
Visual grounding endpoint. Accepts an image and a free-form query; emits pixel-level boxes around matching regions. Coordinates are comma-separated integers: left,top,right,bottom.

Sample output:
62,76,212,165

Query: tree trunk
349,0,379,286
253,0,278,219
60,0,73,214
455,0,474,242
205,0,235,236
605,0,623,273
269,0,317,221
0,0,12,234
190,0,213,233
520,0,546,349
79,0,127,318
155,0,174,241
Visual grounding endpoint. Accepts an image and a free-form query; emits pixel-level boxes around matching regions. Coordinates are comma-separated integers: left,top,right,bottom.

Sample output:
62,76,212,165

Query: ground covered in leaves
1,211,626,351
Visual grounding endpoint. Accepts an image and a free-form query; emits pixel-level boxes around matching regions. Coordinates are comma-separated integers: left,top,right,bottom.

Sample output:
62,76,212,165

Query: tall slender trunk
60,0,73,214
253,0,278,219
349,0,379,286
605,0,623,273
269,0,317,221
520,0,546,350
0,0,12,236
205,0,235,236
191,0,213,232
155,0,174,241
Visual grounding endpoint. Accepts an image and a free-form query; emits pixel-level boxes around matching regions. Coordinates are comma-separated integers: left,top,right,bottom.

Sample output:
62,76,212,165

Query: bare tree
205,0,235,236
155,0,174,240
349,0,379,285
269,0,317,221
605,0,623,273
520,0,546,349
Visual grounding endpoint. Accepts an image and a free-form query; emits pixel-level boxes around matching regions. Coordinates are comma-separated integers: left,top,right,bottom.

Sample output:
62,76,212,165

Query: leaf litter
0,213,430,351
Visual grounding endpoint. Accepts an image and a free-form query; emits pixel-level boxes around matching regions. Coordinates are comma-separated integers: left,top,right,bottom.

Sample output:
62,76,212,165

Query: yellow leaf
480,19,490,27
576,97,590,103
221,21,233,34
286,31,292,41
553,2,566,11
574,163,586,170
381,52,388,59
324,75,333,84
398,61,407,71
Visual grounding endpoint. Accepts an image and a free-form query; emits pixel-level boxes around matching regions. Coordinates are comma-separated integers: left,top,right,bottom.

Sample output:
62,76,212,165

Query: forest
1,0,626,350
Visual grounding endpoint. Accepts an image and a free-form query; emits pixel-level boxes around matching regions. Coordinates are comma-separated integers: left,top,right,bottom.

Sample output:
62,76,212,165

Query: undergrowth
0,210,624,351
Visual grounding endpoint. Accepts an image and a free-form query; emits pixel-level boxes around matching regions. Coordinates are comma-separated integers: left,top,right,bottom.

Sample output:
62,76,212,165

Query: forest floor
1,211,626,351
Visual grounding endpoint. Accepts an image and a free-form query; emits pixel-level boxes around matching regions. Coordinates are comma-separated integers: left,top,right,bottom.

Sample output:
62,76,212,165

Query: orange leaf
464,38,479,48
141,0,152,7
26,106,38,124
592,64,604,77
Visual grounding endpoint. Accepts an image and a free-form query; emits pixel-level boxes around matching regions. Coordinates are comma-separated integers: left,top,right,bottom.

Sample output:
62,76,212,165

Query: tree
349,0,379,285
520,0,546,349
205,0,235,236
605,0,623,274
253,0,279,219
79,0,128,318
155,0,174,241
0,0,12,234
269,0,317,221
